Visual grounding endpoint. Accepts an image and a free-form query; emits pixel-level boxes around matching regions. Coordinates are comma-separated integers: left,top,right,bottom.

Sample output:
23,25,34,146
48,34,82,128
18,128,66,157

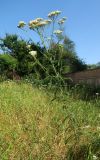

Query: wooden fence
65,68,100,86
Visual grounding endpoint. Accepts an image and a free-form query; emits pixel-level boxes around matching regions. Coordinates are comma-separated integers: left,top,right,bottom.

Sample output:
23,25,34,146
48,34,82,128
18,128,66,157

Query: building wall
66,68,100,86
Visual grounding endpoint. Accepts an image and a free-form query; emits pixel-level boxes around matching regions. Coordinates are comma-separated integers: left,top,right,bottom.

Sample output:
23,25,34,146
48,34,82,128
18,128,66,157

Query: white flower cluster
17,10,66,32
27,45,31,50
18,18,52,30
27,44,37,57
29,18,52,29
17,21,26,28
18,10,66,44
82,125,90,129
58,17,67,24
29,51,37,57
93,155,98,160
48,10,61,18
53,30,63,35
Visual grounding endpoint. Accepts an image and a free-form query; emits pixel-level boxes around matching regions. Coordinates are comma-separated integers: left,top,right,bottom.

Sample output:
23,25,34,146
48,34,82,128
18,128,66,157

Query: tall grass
0,81,100,159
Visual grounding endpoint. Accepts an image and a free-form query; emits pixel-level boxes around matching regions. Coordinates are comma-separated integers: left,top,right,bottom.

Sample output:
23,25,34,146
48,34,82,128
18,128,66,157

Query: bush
0,54,18,74
70,83,100,100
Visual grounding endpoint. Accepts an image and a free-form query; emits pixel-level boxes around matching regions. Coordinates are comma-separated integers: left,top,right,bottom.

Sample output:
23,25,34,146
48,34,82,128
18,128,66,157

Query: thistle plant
18,10,67,88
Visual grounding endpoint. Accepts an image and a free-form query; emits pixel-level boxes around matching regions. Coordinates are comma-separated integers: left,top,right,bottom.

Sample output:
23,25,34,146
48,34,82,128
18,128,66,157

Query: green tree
62,36,87,72
48,36,87,75
0,54,17,77
0,34,45,76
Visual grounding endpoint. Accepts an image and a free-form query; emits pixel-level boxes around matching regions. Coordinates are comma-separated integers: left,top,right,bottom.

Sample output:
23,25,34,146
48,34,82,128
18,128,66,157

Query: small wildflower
96,92,99,96
82,125,90,129
54,30,63,34
29,51,37,57
17,21,26,28
93,155,98,160
41,137,45,142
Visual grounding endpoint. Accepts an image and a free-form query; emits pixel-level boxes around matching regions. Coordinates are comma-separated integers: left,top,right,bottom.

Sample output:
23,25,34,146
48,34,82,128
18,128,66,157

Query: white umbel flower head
48,10,61,18
54,30,63,34
28,19,49,29
29,20,38,25
58,17,67,24
17,21,26,28
29,51,37,57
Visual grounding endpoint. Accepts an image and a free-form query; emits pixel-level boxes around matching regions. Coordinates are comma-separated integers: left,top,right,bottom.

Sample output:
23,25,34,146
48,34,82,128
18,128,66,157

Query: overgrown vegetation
0,10,87,86
0,10,99,160
0,81,100,159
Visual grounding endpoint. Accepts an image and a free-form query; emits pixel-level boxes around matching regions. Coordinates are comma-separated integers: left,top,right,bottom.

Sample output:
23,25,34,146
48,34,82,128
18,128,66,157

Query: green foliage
0,54,17,73
46,38,87,77
0,34,28,59
63,36,87,72
0,34,45,76
0,30,87,90
0,33,87,87
69,83,100,101
88,62,100,69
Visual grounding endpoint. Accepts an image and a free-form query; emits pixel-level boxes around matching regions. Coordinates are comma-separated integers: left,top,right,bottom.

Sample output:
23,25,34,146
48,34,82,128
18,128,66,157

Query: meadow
0,81,100,160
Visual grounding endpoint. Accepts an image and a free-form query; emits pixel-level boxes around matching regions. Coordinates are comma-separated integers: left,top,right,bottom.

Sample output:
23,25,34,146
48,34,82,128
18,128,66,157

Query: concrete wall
66,68,100,86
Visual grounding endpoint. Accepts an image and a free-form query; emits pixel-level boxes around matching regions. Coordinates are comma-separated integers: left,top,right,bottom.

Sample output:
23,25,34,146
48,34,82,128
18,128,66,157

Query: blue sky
0,0,100,64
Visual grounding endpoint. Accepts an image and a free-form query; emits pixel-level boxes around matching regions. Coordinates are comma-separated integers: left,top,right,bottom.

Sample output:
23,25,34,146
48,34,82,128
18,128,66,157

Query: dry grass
0,81,100,159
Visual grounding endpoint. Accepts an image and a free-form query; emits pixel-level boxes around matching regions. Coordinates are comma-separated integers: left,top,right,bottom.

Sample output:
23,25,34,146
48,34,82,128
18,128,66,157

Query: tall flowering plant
18,10,67,87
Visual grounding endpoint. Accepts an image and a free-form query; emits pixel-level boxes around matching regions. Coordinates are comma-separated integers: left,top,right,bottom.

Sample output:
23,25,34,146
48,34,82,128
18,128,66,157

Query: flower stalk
18,10,67,86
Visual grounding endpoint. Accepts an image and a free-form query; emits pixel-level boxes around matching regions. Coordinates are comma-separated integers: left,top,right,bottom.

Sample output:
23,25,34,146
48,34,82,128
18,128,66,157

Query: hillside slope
0,81,100,159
